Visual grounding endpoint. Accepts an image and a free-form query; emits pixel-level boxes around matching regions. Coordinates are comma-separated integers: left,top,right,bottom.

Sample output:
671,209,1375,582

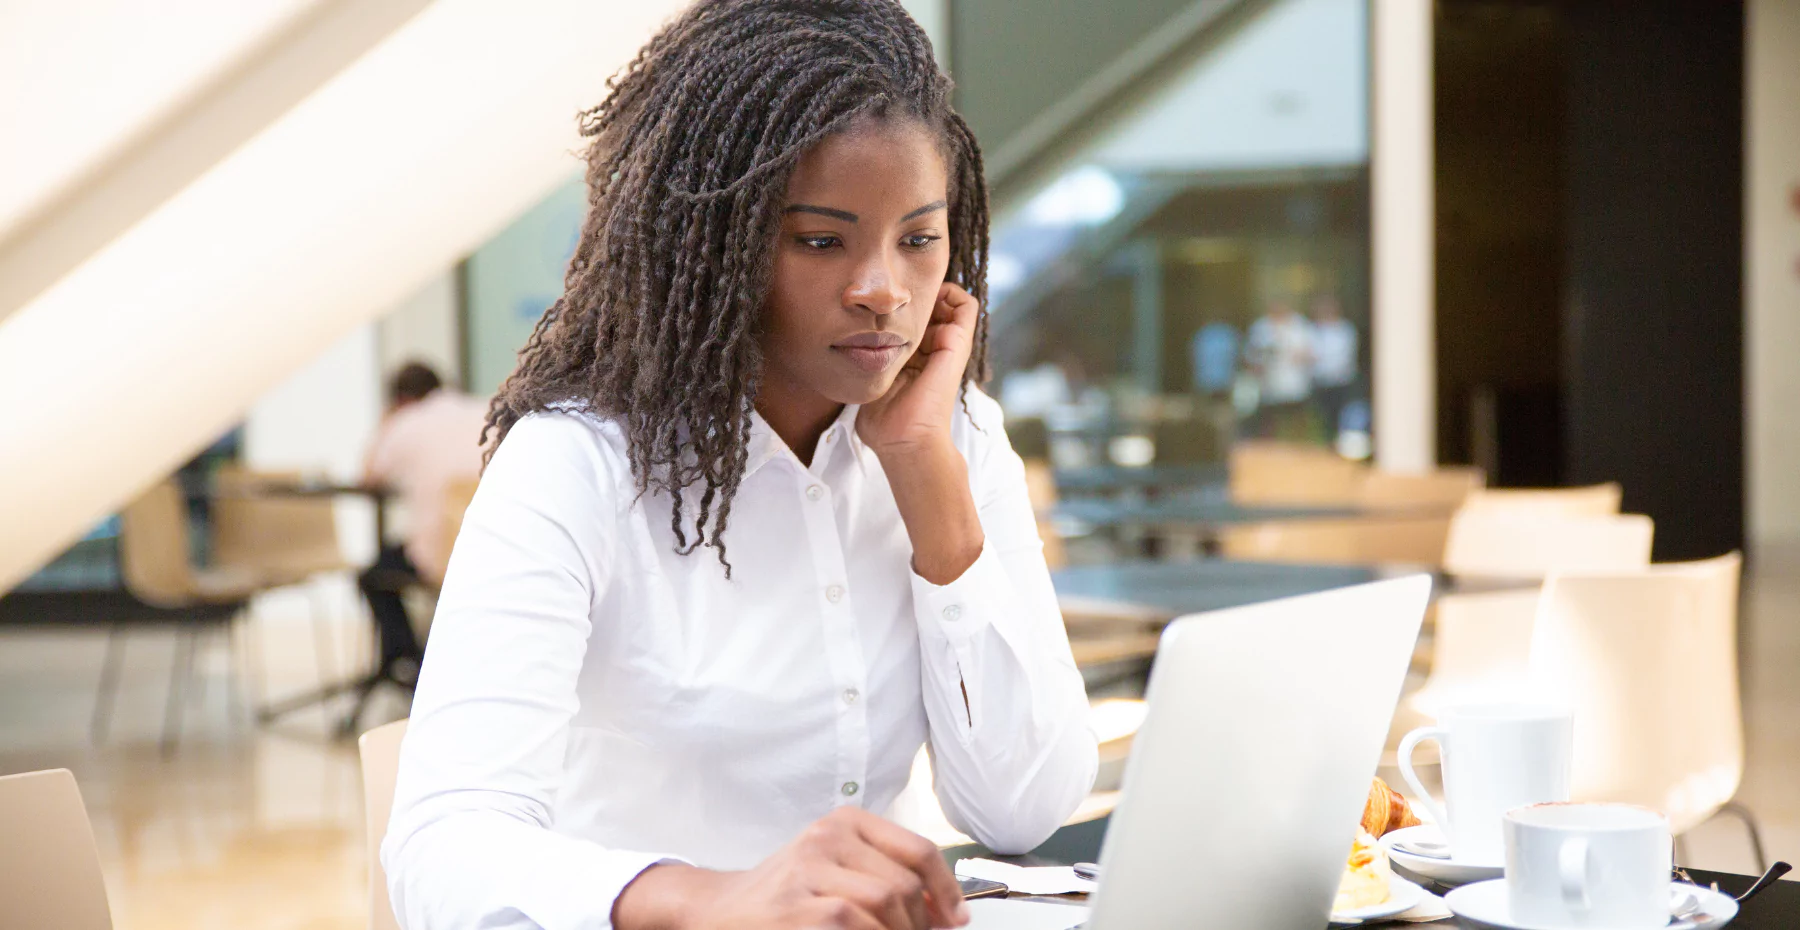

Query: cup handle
1395,726,1451,833
1559,836,1592,914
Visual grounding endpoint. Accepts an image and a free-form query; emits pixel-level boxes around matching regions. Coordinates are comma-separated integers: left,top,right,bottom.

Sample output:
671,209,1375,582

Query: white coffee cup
1396,702,1573,866
1504,802,1672,928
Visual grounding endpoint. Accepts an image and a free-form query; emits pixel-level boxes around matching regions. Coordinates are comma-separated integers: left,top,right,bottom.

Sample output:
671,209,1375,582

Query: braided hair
481,0,990,572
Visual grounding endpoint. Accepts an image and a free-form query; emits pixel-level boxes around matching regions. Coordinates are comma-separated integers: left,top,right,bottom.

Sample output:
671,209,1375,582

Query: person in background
358,362,489,663
1308,294,1359,437
1245,299,1315,438
1191,319,1239,398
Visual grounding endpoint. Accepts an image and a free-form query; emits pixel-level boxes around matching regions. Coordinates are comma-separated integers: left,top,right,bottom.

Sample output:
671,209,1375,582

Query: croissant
1360,777,1422,837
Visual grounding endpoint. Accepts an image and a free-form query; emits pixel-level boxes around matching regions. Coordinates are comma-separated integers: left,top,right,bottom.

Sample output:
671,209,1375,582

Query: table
1053,560,1393,621
1052,463,1227,496
947,816,1799,927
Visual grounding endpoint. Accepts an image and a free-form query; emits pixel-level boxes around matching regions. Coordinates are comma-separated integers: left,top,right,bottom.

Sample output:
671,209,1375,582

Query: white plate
1445,878,1739,930
1380,825,1505,887
1332,875,1428,924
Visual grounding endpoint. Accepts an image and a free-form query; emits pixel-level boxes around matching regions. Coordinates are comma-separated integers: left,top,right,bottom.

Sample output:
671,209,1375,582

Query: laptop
968,575,1431,929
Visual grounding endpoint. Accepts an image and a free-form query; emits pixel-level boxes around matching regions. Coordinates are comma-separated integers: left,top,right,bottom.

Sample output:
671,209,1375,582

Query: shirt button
806,485,824,501
826,585,845,603
841,781,860,797
842,688,860,705
943,604,963,622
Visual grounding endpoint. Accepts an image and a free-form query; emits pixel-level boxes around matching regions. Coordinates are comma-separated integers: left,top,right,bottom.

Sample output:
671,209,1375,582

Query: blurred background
1,0,1796,927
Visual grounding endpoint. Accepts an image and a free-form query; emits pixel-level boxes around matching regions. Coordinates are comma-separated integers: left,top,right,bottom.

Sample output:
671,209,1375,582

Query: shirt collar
745,404,864,478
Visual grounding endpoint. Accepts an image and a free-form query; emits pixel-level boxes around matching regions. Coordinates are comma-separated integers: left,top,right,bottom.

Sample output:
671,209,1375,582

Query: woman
383,2,1097,928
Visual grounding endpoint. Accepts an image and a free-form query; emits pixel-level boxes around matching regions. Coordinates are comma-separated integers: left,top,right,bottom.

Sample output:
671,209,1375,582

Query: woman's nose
846,252,907,316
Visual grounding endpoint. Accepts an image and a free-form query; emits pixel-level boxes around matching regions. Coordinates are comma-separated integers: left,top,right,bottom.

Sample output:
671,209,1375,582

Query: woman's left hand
857,282,978,459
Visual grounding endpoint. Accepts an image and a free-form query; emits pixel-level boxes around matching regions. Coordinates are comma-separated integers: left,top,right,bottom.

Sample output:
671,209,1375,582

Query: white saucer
1380,825,1505,887
1445,878,1739,930
1332,876,1427,924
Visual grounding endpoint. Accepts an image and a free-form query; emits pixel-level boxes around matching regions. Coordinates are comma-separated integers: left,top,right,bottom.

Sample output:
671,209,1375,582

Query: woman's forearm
878,440,984,585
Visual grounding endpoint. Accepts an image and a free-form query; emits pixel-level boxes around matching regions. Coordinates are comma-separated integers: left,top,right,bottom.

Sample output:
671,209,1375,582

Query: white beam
1370,0,1436,471
0,0,684,592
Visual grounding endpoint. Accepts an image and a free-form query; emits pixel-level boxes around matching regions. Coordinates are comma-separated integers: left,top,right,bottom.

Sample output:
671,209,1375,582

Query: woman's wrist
612,862,728,930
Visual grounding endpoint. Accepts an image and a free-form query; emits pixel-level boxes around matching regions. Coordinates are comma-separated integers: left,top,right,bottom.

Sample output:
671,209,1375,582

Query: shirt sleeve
381,413,682,930
908,392,1099,854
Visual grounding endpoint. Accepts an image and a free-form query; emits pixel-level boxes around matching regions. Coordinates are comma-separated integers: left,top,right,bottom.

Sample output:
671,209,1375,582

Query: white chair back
1443,512,1653,579
0,769,113,930
359,719,409,930
1528,554,1743,833
1460,483,1623,517
1405,588,1542,720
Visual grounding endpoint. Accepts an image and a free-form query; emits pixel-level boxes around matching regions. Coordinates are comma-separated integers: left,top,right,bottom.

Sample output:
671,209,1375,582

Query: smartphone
958,877,1008,900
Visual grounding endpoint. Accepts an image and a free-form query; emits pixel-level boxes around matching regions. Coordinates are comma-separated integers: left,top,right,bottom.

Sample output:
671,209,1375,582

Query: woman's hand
856,282,979,458
612,807,970,930
852,283,986,584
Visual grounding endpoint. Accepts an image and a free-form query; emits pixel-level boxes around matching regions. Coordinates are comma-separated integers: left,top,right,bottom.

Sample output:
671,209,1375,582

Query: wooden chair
1459,482,1623,518
212,465,354,703
1358,467,1485,510
0,769,112,930
359,718,409,930
1218,514,1453,567
1442,511,1653,580
1226,441,1367,506
1529,554,1761,865
110,478,260,753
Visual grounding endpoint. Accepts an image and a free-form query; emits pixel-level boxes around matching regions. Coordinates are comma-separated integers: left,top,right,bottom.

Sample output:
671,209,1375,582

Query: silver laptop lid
1086,575,1431,930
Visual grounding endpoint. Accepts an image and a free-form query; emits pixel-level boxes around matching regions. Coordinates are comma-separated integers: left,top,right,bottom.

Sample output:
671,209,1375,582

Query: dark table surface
1054,493,1366,531
1052,560,1400,619
1052,463,1227,495
947,816,1797,927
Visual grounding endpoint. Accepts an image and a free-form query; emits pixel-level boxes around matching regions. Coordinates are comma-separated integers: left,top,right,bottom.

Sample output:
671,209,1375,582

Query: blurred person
1308,294,1359,436
382,3,1095,930
358,362,488,670
1190,319,1239,397
1245,299,1315,438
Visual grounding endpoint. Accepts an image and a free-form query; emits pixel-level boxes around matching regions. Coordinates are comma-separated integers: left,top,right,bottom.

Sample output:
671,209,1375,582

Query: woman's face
760,119,952,409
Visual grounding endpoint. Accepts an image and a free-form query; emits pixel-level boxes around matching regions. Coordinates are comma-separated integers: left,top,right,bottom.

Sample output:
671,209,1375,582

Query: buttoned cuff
909,541,1008,646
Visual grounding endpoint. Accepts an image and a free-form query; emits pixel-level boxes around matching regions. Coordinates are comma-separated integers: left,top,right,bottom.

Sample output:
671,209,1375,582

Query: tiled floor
3,553,1798,928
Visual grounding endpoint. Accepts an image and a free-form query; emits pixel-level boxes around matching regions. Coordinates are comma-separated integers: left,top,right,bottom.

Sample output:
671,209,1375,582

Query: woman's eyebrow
784,204,858,223
901,200,947,221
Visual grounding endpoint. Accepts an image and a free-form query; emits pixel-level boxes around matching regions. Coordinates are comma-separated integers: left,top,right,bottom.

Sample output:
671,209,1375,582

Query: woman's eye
796,235,840,251
902,234,942,250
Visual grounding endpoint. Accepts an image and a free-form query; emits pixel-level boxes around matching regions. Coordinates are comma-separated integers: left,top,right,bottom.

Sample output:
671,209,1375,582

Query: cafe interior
2,0,1798,927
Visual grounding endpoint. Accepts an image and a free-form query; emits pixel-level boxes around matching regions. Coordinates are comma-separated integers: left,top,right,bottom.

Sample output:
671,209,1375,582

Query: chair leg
224,619,247,729
161,628,199,757
1715,801,1769,872
91,624,127,745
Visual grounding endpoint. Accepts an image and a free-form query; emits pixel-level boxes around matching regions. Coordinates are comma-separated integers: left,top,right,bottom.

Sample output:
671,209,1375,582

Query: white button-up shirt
383,388,1097,930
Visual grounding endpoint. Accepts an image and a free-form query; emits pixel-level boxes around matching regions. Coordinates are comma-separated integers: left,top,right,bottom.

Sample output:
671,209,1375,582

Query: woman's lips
833,344,908,372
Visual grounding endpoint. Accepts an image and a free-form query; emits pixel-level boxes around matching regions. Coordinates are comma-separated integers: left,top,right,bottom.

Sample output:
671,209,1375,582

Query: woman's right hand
611,807,972,930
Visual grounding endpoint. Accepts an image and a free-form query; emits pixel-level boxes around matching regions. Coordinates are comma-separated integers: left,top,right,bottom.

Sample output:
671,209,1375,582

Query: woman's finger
848,811,967,927
838,841,932,930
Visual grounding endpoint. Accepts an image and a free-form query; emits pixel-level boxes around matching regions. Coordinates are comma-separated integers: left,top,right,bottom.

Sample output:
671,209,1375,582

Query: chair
1402,588,1544,722
212,465,354,703
1459,482,1623,518
1227,441,1367,506
109,478,261,754
1358,467,1486,510
427,476,483,588
1528,554,1760,865
1218,514,1453,567
1442,512,1653,579
0,769,113,929
359,718,409,930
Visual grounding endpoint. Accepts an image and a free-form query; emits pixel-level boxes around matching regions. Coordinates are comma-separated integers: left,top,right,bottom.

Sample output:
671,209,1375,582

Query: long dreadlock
481,0,990,573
